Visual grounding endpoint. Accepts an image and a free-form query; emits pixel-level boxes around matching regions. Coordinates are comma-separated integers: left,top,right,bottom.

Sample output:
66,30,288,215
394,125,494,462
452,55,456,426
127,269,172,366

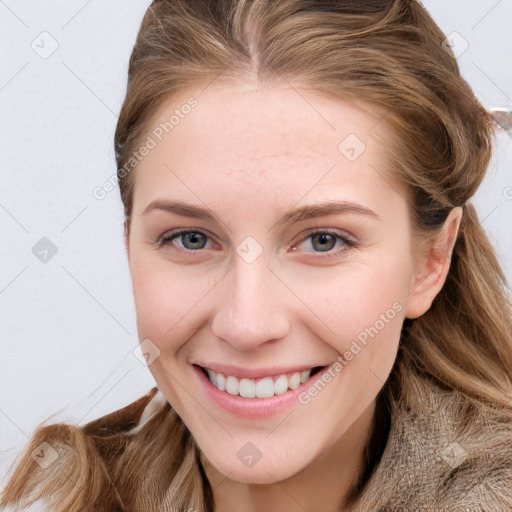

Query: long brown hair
2,1,511,510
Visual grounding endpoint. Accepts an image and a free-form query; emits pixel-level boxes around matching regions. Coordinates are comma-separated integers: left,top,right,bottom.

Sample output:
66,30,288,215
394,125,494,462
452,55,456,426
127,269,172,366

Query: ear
123,217,131,263
404,207,463,319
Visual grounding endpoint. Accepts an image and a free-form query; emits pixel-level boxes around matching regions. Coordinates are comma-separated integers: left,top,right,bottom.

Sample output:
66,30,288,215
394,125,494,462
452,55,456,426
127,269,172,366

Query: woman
2,0,511,510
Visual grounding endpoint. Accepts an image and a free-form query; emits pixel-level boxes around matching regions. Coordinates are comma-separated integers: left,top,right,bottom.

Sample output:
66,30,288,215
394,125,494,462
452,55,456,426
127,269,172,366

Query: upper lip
193,362,328,380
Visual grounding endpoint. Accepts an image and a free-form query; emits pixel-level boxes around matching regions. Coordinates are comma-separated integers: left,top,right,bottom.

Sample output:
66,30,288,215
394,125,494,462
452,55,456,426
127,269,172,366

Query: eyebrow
142,199,381,226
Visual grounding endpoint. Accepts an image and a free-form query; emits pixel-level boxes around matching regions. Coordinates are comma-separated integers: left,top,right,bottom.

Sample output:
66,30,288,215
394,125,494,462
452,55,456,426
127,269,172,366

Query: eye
155,228,358,258
156,229,215,251
292,229,357,258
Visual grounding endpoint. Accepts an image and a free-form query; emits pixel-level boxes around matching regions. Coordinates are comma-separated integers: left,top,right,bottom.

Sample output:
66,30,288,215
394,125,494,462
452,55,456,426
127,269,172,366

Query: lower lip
193,365,322,419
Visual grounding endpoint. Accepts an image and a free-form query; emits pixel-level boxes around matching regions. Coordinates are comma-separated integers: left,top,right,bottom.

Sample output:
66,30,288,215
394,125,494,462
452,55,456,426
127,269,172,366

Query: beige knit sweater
349,373,512,511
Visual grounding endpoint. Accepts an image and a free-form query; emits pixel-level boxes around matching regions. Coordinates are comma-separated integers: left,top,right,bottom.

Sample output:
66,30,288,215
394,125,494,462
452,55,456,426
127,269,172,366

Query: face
125,82,421,484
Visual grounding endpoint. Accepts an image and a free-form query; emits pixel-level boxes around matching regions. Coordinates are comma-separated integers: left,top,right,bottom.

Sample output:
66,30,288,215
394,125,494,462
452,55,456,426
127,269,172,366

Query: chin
197,433,315,485
208,455,306,485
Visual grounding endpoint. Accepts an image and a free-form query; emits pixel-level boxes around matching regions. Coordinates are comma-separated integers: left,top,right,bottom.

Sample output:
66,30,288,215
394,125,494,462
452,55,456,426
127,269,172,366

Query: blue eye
156,228,357,258
294,229,356,257
157,229,213,250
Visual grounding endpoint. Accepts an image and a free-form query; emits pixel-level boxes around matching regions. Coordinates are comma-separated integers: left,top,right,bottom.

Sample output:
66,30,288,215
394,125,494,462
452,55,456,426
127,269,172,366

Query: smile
199,366,325,399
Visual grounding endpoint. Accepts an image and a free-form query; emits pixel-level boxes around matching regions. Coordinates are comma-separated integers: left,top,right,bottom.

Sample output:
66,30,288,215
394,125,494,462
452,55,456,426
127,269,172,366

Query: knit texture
350,372,512,511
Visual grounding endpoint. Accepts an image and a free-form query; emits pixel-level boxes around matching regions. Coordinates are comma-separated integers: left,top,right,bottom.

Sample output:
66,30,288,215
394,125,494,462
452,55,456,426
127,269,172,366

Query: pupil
313,233,334,252
183,232,205,249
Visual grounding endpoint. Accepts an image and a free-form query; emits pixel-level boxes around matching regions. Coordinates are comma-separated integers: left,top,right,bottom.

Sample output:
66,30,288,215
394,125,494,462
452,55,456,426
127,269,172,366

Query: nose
210,253,290,352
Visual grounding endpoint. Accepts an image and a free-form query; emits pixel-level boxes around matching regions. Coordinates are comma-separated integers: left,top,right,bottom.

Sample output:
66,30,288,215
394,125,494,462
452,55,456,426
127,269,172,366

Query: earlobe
404,207,463,319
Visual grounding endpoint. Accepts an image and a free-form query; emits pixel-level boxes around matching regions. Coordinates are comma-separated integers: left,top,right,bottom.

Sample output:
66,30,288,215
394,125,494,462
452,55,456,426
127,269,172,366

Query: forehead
151,82,383,158
132,82,408,215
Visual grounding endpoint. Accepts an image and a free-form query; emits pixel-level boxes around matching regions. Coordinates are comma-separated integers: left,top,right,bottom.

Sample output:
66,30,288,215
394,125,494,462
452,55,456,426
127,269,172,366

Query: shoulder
80,386,169,463
0,387,169,512
82,386,164,437
353,374,512,511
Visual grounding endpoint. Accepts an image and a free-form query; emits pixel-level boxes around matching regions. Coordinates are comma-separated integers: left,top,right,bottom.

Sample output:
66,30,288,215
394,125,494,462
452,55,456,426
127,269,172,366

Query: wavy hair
2,1,511,510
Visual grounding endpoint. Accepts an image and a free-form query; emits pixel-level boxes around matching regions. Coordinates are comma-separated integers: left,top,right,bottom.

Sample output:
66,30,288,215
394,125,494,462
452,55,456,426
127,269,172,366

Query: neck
202,397,382,512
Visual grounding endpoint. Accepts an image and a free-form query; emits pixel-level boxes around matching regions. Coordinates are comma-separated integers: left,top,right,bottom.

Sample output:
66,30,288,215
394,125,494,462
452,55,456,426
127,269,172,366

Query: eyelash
156,228,358,259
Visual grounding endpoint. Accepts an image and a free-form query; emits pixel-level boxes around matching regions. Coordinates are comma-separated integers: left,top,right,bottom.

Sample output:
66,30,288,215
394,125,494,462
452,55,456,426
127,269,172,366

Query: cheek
130,257,215,346
295,254,411,359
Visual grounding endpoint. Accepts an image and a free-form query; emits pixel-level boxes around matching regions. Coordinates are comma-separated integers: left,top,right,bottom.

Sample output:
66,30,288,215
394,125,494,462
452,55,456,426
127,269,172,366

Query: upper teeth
205,368,312,398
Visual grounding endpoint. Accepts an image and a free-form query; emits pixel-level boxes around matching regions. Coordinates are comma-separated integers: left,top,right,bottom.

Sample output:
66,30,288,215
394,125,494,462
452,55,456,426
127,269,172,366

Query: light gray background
1,0,511,487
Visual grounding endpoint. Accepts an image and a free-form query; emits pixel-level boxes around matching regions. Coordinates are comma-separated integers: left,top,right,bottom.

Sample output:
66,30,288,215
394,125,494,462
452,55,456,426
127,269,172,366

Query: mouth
196,365,326,399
